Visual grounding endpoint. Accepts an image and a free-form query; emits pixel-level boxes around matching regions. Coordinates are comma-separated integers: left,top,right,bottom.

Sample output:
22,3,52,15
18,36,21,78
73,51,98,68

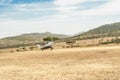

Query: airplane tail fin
36,44,41,48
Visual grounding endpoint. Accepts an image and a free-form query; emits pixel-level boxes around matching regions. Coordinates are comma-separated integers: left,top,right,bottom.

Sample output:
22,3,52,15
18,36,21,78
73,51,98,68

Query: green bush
43,36,59,41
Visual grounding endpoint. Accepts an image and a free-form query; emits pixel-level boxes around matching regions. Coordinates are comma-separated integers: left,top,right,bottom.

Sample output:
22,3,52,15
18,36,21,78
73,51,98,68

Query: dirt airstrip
0,46,120,80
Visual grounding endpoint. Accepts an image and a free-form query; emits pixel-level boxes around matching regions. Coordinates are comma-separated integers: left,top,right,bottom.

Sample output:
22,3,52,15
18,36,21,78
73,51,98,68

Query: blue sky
0,0,120,38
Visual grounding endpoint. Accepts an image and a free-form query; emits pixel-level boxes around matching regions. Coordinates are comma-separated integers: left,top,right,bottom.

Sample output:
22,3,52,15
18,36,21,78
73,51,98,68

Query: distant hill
73,22,120,40
0,32,69,49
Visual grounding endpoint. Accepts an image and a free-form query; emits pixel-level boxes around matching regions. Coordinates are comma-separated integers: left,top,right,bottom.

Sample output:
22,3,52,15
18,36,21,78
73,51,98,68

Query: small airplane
36,41,54,50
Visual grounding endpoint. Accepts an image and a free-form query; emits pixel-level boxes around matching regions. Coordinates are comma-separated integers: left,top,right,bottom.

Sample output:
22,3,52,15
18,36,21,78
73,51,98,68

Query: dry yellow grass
0,46,120,80
53,37,120,48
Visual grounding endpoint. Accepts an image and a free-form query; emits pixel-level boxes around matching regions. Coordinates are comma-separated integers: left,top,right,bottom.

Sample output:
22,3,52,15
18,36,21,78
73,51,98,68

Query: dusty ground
0,46,120,80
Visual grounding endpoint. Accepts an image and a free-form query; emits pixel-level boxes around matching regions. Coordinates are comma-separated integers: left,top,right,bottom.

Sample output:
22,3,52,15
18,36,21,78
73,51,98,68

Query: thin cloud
76,0,120,16
53,0,108,12
0,0,12,5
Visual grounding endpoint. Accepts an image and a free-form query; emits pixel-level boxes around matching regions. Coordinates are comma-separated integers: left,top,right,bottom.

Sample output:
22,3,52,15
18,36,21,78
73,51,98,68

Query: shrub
43,36,59,41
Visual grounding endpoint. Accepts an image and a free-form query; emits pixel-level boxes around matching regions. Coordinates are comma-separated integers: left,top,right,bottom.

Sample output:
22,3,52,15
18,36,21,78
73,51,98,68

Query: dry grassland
0,46,120,80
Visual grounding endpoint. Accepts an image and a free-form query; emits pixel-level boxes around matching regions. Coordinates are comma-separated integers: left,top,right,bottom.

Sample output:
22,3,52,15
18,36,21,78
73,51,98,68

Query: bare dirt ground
0,46,120,80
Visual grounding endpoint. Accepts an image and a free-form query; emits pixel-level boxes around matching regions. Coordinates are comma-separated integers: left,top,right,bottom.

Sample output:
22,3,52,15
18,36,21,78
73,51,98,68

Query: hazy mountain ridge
0,32,69,49
1,32,69,40
73,22,120,39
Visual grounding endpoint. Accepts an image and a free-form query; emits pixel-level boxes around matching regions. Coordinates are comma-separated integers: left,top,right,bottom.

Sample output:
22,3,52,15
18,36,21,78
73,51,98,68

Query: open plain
0,46,120,80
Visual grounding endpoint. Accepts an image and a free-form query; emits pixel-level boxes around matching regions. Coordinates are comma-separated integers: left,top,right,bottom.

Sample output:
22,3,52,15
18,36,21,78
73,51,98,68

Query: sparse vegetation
100,37,120,44
74,22,120,40
29,46,35,51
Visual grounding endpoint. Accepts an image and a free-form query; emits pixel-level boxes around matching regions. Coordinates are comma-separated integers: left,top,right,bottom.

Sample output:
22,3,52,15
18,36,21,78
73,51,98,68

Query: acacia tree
43,36,59,41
